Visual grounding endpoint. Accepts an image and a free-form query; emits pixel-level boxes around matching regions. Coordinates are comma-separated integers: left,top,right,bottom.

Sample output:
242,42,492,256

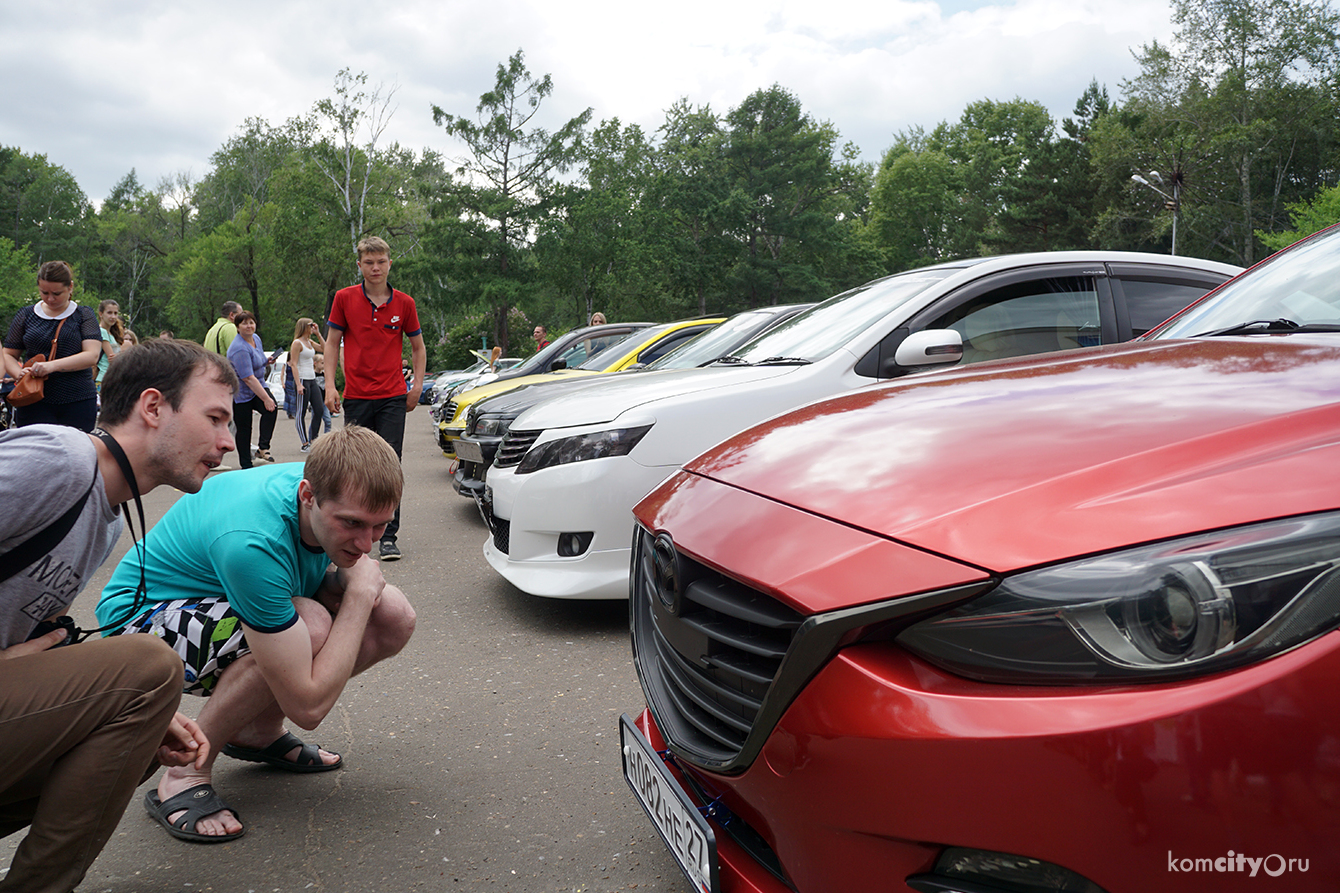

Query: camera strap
77,429,151,642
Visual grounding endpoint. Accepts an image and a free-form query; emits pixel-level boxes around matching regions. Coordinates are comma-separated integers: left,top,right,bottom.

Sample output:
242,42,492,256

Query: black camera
27,615,77,647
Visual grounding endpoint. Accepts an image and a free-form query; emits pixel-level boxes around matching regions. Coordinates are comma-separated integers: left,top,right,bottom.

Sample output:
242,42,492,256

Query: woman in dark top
1,261,102,431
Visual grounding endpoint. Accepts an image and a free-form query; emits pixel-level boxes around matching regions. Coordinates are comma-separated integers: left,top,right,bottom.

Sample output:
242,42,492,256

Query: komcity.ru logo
1168,851,1309,877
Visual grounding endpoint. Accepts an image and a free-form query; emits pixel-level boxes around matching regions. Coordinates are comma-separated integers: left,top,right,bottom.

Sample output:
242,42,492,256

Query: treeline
3,0,1339,367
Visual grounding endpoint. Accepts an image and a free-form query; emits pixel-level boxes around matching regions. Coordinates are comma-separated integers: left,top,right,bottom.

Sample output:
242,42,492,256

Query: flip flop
221,731,342,772
144,784,244,844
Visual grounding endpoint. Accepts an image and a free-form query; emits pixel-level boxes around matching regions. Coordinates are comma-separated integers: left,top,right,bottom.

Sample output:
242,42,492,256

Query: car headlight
516,425,652,475
474,416,511,438
897,512,1340,683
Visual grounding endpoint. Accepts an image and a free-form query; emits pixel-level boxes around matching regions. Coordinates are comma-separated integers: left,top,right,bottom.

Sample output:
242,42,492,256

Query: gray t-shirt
0,426,121,648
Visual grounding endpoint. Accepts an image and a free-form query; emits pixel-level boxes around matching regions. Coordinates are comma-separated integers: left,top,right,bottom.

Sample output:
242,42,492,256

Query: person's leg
294,384,311,449
256,400,277,453
233,398,255,468
131,597,335,838
304,380,322,445
369,398,407,544
0,637,182,892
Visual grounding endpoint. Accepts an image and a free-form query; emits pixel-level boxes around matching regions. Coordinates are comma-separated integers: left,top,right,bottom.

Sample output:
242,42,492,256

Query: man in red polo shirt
324,236,426,561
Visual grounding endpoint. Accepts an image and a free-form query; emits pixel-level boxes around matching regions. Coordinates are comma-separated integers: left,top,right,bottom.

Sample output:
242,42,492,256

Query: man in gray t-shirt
0,339,239,890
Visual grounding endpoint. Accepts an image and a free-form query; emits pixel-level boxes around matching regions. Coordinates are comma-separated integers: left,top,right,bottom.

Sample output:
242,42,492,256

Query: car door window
1120,279,1221,337
638,326,711,364
930,276,1100,364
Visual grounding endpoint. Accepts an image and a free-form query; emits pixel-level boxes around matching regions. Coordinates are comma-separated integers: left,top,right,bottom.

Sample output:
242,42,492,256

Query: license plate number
454,438,484,463
620,714,718,893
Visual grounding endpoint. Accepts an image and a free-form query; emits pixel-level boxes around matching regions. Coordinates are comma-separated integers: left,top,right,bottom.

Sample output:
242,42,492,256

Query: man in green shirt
203,301,242,355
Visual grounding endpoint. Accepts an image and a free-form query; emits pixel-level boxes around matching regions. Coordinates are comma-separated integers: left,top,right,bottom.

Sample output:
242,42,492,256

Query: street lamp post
1131,170,1180,256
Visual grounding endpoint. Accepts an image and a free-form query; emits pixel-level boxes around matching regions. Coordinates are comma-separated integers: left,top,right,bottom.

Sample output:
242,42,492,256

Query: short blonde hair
304,426,402,510
356,236,390,259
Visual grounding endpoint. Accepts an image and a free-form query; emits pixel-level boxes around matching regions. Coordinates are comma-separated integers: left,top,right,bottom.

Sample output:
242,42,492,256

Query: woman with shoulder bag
2,261,102,431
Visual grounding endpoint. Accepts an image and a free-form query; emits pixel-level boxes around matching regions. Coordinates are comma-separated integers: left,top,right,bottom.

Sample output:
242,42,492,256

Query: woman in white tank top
289,317,325,450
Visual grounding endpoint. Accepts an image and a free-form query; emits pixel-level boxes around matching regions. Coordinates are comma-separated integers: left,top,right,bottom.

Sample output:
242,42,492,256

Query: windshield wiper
755,356,813,366
1197,318,1300,336
711,356,751,365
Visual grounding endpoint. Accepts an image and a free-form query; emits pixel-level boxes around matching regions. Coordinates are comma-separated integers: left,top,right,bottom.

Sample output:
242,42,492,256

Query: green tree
0,147,91,266
0,236,34,327
648,100,733,315
1258,183,1340,251
429,49,592,352
536,119,665,324
1101,0,1340,264
721,85,863,307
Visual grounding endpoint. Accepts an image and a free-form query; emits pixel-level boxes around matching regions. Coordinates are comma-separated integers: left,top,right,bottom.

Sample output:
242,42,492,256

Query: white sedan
481,251,1242,599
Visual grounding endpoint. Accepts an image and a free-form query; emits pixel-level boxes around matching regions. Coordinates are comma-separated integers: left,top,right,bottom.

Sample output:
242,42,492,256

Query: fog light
907,847,1109,893
557,532,594,557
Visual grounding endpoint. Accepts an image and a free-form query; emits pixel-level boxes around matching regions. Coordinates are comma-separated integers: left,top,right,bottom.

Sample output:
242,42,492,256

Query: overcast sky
2,0,1176,204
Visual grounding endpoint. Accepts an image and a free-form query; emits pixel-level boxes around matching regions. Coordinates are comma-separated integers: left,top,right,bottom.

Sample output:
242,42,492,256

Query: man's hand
157,712,210,770
325,388,340,415
405,382,422,413
341,554,386,611
0,628,67,659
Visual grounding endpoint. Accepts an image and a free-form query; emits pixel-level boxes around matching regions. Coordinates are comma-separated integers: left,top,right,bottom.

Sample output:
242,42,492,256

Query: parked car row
434,317,725,457
422,238,1340,892
476,252,1238,600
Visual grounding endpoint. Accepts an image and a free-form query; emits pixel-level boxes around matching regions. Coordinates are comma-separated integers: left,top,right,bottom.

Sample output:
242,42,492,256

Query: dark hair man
204,301,244,356
0,339,238,891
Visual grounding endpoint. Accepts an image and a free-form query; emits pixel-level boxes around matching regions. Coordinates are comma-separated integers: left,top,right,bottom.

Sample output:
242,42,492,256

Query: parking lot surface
3,419,684,893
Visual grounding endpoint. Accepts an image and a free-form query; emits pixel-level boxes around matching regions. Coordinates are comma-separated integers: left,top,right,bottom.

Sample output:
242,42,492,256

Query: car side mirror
550,359,567,371
894,330,964,368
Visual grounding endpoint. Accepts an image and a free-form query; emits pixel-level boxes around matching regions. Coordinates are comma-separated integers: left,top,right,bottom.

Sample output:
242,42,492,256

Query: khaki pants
0,636,183,893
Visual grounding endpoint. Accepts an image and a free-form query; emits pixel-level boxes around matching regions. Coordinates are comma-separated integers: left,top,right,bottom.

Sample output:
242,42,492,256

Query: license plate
454,438,484,463
620,714,719,893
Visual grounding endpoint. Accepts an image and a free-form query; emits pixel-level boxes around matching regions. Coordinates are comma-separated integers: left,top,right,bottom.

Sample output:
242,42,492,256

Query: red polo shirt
327,284,422,400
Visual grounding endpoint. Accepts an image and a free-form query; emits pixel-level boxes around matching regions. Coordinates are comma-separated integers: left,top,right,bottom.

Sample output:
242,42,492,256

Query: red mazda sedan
623,226,1340,892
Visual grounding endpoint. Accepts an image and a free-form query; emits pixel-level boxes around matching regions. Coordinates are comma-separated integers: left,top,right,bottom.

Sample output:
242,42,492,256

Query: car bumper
630,626,1340,893
482,457,674,600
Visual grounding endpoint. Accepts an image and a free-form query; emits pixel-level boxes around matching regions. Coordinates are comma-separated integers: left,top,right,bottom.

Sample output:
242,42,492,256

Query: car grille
495,429,542,468
441,401,458,424
631,527,804,767
488,511,510,554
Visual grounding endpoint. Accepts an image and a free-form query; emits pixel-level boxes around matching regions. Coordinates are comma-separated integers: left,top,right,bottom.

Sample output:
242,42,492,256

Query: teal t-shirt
96,463,330,633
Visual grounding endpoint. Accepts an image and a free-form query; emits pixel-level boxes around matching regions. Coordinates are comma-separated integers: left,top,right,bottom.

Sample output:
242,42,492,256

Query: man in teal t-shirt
96,426,416,844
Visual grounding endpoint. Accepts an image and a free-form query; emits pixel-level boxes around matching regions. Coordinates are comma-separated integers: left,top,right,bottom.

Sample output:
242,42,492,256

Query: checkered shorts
112,596,249,696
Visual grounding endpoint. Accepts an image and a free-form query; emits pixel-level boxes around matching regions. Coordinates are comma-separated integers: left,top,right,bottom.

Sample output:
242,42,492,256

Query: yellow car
437,317,724,457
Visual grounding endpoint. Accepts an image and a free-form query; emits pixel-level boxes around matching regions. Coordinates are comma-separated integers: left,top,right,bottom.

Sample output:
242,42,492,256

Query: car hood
685,337,1340,573
515,364,800,429
474,369,644,418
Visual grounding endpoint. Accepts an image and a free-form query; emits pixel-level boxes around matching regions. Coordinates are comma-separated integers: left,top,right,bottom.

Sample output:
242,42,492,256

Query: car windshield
507,331,582,374
1155,227,1340,338
644,310,777,370
727,270,957,364
577,323,678,371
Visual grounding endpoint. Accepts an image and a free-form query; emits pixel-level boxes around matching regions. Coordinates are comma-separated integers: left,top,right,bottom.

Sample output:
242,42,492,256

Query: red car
623,227,1340,893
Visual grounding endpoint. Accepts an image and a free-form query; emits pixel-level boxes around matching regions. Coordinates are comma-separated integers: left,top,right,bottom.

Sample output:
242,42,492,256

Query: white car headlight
516,425,653,475
898,512,1340,683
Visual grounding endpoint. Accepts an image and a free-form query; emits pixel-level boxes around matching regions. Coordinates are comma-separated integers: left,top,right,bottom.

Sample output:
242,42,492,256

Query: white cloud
0,0,1174,202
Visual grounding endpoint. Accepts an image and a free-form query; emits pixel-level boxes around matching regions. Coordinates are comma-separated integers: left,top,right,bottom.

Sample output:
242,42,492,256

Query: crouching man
1,338,236,892
94,425,416,843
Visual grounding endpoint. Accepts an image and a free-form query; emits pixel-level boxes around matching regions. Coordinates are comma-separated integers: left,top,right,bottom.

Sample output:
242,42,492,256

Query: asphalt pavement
3,408,686,893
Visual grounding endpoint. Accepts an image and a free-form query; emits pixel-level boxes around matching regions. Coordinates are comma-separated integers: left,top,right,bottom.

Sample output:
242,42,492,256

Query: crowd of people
0,236,425,891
